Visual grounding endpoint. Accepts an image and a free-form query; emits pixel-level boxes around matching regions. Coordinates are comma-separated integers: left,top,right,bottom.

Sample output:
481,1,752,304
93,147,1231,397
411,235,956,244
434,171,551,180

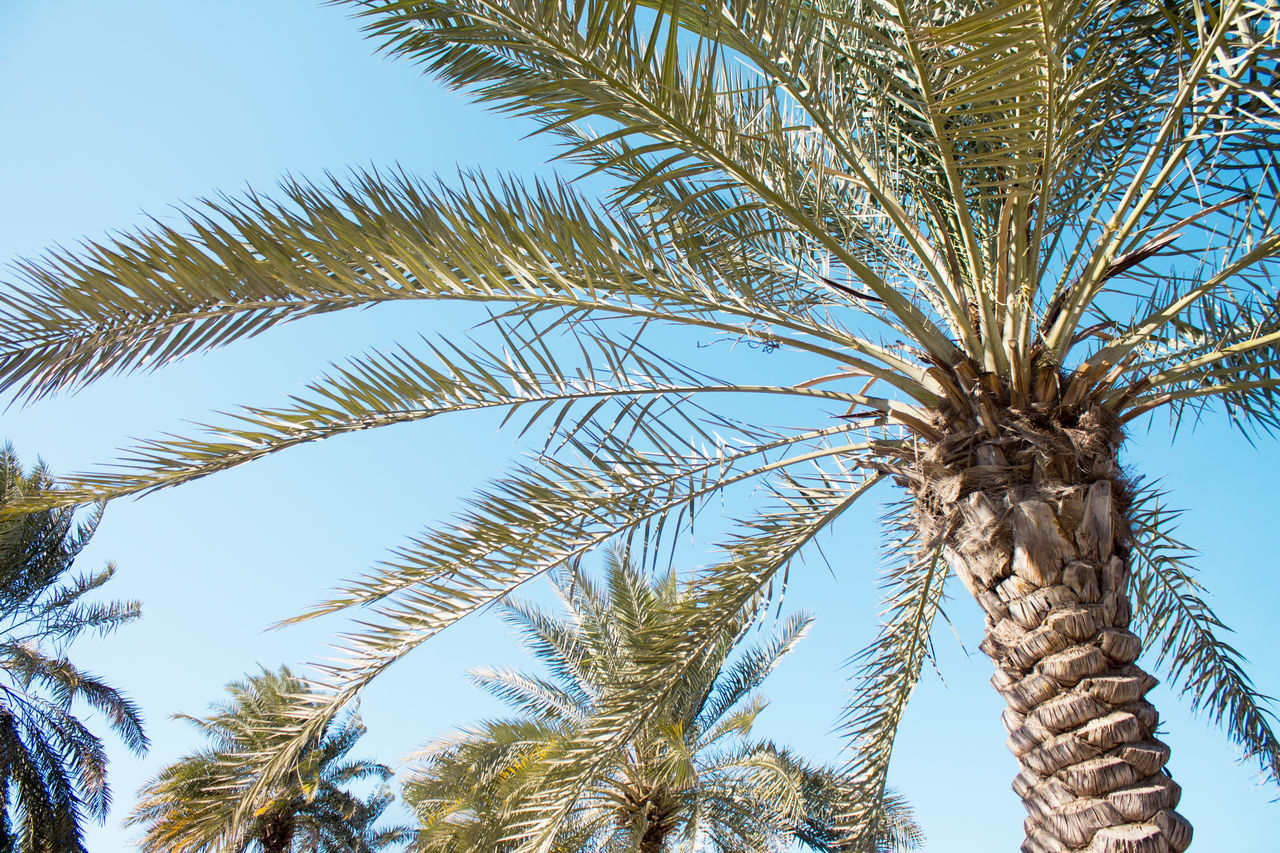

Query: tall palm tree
0,0,1278,849
127,666,406,853
402,550,920,852
0,443,147,852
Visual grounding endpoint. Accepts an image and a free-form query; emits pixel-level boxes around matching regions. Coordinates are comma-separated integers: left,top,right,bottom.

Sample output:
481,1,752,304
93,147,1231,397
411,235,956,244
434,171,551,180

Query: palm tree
0,0,1278,848
402,550,920,853
0,443,147,852
127,666,406,853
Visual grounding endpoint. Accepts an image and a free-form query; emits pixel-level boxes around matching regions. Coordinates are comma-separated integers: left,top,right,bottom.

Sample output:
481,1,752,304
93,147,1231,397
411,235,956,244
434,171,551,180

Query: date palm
402,550,920,852
127,667,406,853
1,0,1279,849
0,444,147,852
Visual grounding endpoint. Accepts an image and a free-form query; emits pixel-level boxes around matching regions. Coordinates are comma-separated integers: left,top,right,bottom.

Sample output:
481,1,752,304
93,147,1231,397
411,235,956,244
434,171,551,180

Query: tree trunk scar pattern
916,404,1192,852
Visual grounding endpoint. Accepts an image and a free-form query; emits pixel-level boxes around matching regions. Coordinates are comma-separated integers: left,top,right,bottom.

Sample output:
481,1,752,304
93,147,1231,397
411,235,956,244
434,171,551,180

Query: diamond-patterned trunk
941,476,1192,852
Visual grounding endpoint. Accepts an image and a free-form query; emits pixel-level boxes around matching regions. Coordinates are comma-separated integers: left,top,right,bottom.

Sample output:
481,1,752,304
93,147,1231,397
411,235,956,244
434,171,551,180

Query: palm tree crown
127,666,406,853
0,444,147,852
403,549,920,853
1,0,1278,849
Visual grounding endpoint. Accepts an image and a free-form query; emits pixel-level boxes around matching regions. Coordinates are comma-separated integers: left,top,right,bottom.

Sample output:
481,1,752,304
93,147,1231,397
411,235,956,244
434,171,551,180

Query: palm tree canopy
403,549,921,852
0,0,1277,847
0,443,146,852
126,666,407,853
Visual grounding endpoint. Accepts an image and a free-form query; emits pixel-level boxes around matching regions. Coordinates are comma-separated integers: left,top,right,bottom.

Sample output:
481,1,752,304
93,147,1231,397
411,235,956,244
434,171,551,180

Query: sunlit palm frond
511,474,882,849
127,666,406,853
0,171,743,402
694,611,813,733
354,0,972,359
1126,479,1280,787
404,548,918,852
836,498,947,848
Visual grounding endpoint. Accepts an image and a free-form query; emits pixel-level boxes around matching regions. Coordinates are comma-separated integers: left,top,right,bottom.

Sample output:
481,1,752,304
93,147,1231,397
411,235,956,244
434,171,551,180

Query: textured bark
639,823,667,853
259,811,295,853
637,790,673,853
915,405,1192,852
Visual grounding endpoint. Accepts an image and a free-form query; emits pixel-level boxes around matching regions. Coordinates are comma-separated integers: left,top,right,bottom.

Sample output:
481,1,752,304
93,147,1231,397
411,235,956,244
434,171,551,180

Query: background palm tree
127,666,406,853
1,0,1279,849
403,549,920,853
0,443,147,852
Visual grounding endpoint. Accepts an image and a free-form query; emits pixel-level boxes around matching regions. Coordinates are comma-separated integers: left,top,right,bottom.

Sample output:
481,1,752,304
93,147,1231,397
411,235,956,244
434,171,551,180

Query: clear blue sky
1,1,1277,849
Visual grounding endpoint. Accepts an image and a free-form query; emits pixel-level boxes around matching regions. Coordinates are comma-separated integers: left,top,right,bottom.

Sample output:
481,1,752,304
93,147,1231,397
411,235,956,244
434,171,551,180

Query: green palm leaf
0,445,146,853
402,548,920,852
126,666,407,853
1126,479,1280,786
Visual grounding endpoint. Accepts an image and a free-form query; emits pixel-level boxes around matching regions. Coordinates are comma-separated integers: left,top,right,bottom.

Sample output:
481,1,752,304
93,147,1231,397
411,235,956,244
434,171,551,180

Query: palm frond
2,169,905,401
404,541,910,853
1127,478,1280,787
348,0,968,362
128,666,403,853
471,666,587,724
514,470,880,850
1048,0,1280,358
695,610,813,733
837,498,948,847
0,446,145,849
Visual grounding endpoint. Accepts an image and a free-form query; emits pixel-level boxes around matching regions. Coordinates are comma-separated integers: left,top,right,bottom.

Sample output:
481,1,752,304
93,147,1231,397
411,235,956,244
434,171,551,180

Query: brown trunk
258,810,295,853
639,823,667,853
638,792,672,853
933,461,1192,851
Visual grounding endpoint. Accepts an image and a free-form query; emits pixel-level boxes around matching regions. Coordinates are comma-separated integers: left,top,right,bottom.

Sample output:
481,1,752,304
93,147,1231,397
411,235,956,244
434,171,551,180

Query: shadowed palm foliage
1,0,1279,849
402,550,920,853
127,667,407,853
0,444,146,853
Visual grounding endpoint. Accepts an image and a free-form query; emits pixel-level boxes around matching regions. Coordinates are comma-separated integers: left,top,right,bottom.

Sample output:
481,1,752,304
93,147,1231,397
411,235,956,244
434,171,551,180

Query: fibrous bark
639,821,667,853
636,788,673,853
258,810,296,853
915,402,1191,853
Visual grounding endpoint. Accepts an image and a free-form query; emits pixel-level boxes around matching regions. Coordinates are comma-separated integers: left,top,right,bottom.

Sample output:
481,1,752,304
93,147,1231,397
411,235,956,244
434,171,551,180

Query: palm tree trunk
259,811,295,853
638,793,672,853
639,823,667,853
936,466,1193,852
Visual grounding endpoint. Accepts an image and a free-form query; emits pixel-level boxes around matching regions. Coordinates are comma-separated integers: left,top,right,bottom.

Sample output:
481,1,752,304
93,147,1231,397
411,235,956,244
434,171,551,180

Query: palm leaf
837,498,948,846
1127,478,1280,787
